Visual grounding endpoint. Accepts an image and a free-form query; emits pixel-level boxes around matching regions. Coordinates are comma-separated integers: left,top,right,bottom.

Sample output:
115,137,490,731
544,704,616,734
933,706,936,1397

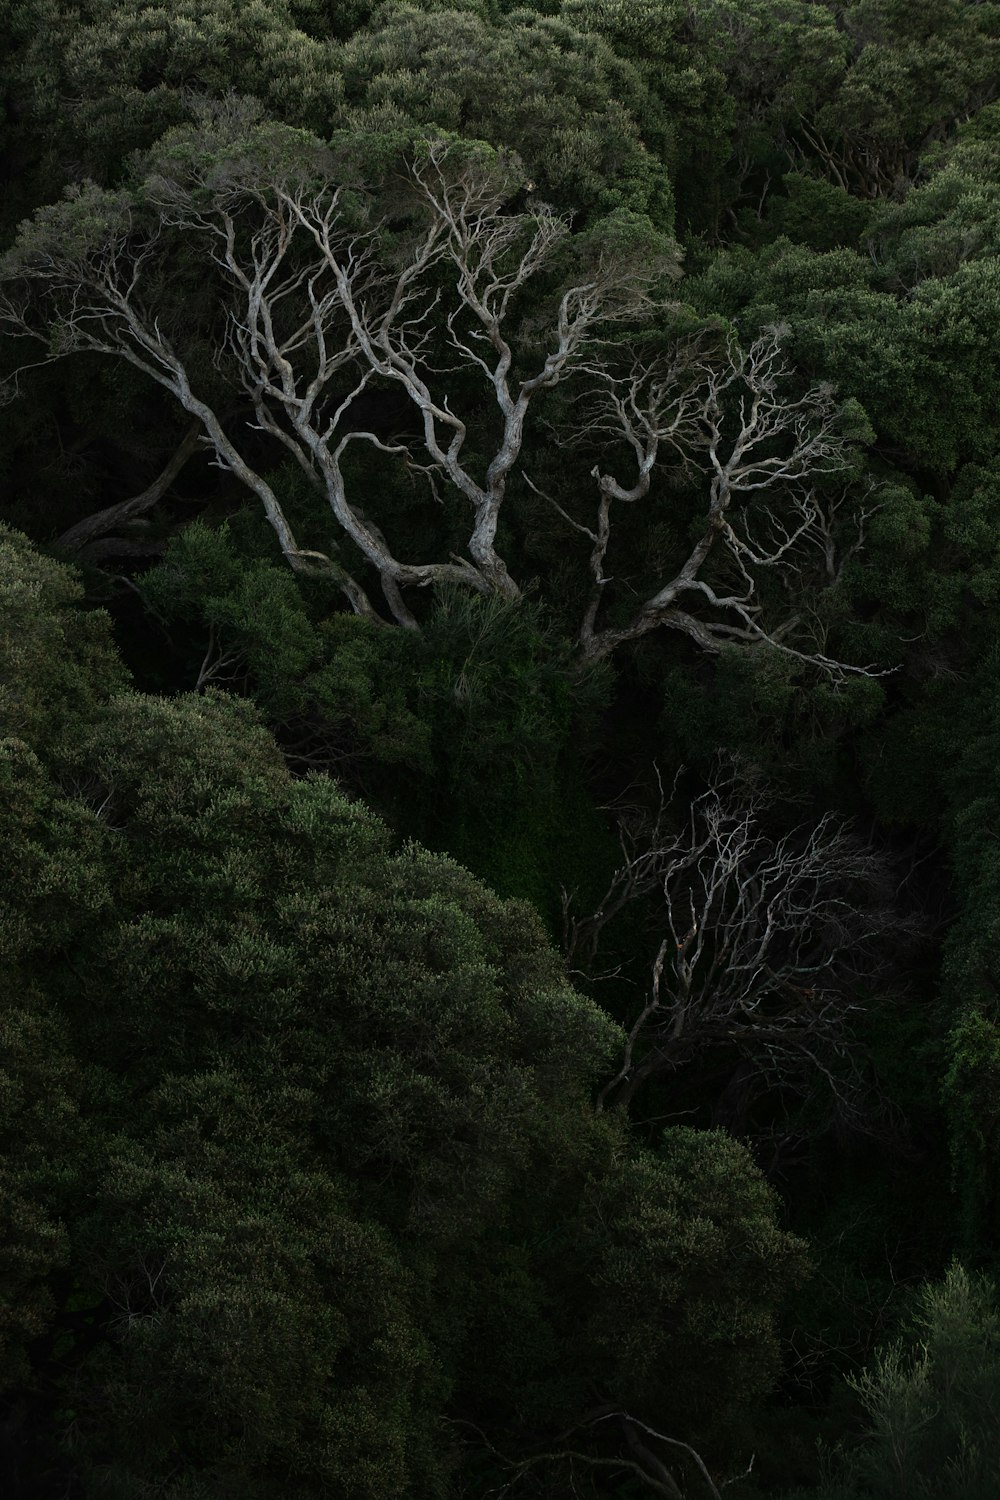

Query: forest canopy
2,0,1000,1496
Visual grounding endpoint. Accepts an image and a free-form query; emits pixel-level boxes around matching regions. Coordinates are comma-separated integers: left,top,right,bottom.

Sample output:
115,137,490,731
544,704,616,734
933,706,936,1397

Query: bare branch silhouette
564,763,897,1116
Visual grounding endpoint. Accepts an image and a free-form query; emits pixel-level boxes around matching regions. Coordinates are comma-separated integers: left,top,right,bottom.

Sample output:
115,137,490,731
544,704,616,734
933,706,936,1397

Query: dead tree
566,765,892,1117
0,123,883,676
0,134,659,621
530,327,882,673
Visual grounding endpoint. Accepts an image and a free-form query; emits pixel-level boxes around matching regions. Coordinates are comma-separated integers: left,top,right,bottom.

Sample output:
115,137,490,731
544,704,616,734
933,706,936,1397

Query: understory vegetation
2,1,1000,1494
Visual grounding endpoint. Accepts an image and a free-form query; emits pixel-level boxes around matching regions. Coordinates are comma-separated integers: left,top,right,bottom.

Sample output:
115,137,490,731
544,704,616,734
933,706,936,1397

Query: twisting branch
568,328,885,677
193,621,243,692
0,187,379,613
0,136,659,624
451,1407,725,1499
55,420,202,555
605,1412,724,1500
571,761,896,1117
0,137,880,680
595,939,671,1114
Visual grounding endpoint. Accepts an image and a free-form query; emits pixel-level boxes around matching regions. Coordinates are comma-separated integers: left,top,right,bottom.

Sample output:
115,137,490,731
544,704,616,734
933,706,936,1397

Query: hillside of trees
3,1,1000,1495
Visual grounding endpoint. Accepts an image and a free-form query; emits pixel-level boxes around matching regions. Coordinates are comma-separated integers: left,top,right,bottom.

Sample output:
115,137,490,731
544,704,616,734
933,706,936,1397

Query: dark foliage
2,2,1000,1494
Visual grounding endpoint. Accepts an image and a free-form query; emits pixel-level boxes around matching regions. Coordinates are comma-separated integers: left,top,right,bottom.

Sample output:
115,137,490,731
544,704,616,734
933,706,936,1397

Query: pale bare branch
573,329,886,679
1,153,881,681
573,761,896,1118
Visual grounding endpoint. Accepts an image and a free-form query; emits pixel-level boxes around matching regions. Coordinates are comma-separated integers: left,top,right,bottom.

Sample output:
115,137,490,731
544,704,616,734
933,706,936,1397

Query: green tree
137,520,615,911
0,529,808,1496
338,2,676,228
802,1265,1000,1500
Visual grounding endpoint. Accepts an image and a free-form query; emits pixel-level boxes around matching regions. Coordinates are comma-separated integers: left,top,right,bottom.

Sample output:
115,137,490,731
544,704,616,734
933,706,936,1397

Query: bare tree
563,764,892,1116
0,130,661,624
0,120,882,675
529,327,881,671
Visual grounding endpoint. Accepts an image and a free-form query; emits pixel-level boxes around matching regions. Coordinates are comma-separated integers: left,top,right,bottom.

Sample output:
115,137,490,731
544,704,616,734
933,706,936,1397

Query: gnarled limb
1,136,659,616
56,420,202,554
1,149,881,682
569,329,885,678
571,761,895,1117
